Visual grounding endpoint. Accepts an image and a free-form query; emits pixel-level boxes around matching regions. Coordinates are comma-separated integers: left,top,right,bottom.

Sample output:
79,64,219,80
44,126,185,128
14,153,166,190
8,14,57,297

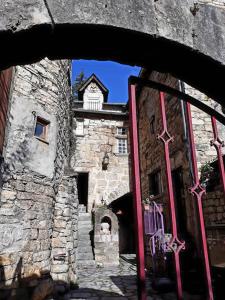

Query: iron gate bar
129,76,225,126
211,116,225,194
128,83,147,300
186,102,214,300
158,91,185,300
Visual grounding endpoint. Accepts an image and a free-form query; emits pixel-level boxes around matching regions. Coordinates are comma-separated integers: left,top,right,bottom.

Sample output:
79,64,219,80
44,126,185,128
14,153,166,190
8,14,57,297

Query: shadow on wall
0,257,55,300
2,137,30,179
0,256,69,300
0,257,140,300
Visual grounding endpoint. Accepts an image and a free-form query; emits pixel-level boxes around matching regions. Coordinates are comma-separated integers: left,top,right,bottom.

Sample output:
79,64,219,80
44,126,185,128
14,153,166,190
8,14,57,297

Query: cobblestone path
68,255,176,300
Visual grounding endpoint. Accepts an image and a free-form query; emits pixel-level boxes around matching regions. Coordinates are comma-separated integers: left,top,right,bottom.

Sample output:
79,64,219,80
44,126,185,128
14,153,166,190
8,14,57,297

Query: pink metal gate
128,76,225,300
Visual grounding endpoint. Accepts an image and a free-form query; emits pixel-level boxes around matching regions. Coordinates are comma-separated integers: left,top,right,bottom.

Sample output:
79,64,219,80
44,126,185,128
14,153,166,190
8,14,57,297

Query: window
116,127,128,154
76,119,84,136
117,127,126,135
149,170,162,196
117,138,127,154
34,117,49,141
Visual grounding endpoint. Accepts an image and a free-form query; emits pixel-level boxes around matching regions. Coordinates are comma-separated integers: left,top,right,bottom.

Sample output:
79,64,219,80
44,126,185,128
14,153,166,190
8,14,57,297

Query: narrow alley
68,255,176,300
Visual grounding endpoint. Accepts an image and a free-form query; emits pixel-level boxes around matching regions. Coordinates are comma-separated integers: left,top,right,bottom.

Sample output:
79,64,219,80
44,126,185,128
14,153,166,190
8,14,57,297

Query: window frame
116,126,128,155
34,116,50,143
148,170,162,197
117,127,126,136
117,138,128,154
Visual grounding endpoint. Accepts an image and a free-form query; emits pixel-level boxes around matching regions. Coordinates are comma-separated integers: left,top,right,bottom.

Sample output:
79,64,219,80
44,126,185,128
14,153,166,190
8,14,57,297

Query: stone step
78,228,93,235
77,260,95,266
77,252,93,260
78,220,92,226
78,205,87,213
78,214,91,222
78,212,91,218
78,234,91,241
78,223,92,230
78,240,92,247
78,246,93,253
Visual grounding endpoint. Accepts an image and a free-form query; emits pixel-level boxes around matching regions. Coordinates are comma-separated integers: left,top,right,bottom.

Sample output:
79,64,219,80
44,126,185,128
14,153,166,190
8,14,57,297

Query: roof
78,73,109,102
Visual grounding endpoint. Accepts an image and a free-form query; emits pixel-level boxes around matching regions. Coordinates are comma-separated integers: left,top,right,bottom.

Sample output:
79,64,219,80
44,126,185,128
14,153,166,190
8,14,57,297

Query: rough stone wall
203,189,225,225
183,83,219,171
1,0,225,109
200,0,225,7
138,72,195,234
0,58,77,298
138,70,225,268
71,115,130,212
51,174,78,289
94,207,119,266
202,186,225,265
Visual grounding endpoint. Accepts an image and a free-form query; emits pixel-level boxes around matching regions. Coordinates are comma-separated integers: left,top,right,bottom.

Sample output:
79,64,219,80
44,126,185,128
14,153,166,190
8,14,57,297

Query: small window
149,170,162,196
34,117,49,141
117,138,127,154
76,119,84,136
117,127,126,135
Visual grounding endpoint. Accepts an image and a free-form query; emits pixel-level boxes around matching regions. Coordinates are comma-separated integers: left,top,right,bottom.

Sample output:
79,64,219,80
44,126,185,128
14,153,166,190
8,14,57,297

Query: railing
129,76,218,299
83,100,102,111
144,202,165,256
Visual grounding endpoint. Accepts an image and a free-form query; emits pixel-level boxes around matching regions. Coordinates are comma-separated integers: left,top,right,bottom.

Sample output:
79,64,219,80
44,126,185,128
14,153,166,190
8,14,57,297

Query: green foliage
200,160,215,186
72,71,86,100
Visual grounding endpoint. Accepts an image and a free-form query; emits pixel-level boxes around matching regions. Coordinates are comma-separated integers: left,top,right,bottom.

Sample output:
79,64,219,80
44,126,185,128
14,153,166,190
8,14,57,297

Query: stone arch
104,182,130,205
0,1,225,104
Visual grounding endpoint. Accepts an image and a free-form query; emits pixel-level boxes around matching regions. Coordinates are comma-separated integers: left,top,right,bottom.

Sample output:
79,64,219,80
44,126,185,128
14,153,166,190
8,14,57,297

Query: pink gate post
186,102,214,300
211,116,225,194
158,92,185,300
129,83,147,300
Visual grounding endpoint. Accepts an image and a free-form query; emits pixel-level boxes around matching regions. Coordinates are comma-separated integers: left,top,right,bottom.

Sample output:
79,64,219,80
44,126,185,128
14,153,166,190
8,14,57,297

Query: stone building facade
0,59,78,299
0,68,131,297
72,74,130,212
137,69,225,292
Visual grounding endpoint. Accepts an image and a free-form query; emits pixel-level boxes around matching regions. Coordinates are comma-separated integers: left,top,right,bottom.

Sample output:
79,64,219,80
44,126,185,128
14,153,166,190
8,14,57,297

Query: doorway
109,193,135,255
77,172,89,210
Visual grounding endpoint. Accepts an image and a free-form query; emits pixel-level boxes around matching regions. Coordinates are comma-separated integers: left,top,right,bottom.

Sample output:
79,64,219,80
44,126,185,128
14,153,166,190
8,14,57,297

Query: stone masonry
137,71,195,235
0,58,78,299
137,69,225,275
71,116,130,211
1,0,225,109
72,77,130,212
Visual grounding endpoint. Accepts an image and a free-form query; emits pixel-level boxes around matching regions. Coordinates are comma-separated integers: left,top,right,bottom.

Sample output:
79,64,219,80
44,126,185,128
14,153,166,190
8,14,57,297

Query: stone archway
0,1,225,104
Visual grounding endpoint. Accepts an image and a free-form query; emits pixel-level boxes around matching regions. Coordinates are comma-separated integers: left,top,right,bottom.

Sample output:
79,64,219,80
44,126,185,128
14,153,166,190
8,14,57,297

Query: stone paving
67,255,176,300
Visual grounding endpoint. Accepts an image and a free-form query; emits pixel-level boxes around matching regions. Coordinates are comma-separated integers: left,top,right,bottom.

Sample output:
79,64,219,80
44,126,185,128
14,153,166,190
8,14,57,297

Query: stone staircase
77,205,95,266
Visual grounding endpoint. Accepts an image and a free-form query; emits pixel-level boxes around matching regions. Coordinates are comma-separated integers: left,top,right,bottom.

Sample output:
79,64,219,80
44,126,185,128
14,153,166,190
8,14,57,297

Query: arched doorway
109,192,135,255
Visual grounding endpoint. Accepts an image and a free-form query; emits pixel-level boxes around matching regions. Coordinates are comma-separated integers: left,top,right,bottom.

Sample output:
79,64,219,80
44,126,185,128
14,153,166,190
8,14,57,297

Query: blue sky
72,60,140,103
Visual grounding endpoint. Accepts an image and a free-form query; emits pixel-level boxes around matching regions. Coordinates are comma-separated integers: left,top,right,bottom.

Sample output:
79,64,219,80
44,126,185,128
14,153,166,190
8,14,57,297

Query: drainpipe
178,80,202,257
178,80,194,181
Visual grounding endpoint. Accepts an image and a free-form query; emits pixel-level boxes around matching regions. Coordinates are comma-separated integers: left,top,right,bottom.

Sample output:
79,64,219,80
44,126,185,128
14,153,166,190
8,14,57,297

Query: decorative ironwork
186,102,214,300
157,129,174,144
210,116,225,194
189,182,206,200
166,236,185,254
129,83,147,300
158,91,184,300
128,76,225,126
128,76,216,300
